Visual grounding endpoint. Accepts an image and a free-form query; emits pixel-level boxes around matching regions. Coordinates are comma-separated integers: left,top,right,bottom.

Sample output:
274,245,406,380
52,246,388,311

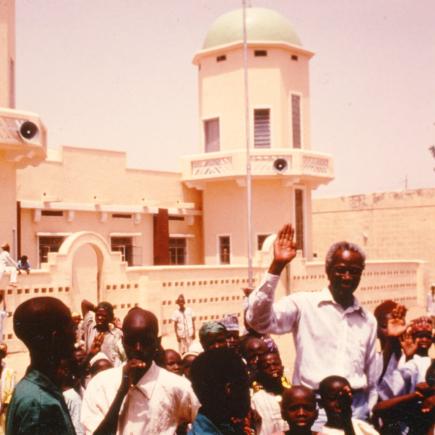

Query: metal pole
242,0,253,287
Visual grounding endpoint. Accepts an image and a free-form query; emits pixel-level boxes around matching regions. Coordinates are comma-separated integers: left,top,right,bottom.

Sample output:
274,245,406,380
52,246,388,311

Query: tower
182,8,334,265
0,0,46,256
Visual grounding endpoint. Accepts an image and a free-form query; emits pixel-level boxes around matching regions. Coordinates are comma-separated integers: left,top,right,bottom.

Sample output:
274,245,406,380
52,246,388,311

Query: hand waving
386,305,407,337
268,224,297,275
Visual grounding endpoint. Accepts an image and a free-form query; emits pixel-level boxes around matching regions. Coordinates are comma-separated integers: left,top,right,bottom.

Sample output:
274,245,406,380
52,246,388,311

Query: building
0,3,427,350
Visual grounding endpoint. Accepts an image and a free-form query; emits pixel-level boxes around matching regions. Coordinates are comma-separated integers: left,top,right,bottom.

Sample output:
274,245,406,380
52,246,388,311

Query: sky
15,0,435,197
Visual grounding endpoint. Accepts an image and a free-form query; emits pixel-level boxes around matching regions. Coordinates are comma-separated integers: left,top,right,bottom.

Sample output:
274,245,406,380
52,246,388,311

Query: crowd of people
1,224,434,434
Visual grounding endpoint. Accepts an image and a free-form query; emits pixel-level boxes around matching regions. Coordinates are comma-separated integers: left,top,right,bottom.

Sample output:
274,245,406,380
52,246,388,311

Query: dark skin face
258,353,284,380
327,249,364,309
281,387,318,433
182,354,197,380
164,349,182,376
95,307,111,332
122,310,159,384
226,330,240,350
321,379,353,427
177,297,185,312
205,331,228,350
413,331,433,356
244,338,267,368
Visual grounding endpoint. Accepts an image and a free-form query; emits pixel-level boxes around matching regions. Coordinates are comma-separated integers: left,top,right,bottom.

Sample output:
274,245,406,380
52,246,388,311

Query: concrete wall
312,188,435,283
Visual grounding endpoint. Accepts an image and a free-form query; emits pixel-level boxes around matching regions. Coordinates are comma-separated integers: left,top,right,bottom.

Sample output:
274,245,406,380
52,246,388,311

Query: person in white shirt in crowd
399,316,433,394
0,244,18,287
0,293,11,345
81,300,124,368
245,224,377,431
0,343,15,435
172,294,196,355
251,351,291,434
373,300,408,400
317,376,379,435
81,307,199,435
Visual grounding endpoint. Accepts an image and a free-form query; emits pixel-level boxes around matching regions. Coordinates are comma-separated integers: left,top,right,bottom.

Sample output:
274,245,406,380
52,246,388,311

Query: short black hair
14,297,71,349
190,348,248,405
318,375,350,398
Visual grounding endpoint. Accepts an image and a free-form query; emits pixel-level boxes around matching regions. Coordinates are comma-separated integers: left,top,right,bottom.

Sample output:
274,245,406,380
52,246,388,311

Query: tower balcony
181,148,334,189
0,108,47,168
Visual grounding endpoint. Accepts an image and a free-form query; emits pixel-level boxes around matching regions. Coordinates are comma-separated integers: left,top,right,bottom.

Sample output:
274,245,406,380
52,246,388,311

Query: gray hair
325,241,366,273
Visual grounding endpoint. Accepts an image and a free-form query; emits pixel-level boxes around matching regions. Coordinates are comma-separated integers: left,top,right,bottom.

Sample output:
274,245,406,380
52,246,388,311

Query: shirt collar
25,368,64,400
317,287,367,318
130,361,160,400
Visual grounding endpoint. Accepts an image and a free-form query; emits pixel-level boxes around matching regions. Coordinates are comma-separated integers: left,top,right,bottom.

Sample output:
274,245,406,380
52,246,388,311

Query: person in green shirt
6,297,76,435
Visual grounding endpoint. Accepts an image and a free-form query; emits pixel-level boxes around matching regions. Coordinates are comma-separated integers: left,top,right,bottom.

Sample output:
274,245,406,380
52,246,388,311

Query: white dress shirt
319,419,379,434
246,274,378,404
251,389,289,435
81,362,199,435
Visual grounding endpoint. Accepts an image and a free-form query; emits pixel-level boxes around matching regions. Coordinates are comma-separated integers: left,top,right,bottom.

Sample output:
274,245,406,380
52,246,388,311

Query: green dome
203,8,302,49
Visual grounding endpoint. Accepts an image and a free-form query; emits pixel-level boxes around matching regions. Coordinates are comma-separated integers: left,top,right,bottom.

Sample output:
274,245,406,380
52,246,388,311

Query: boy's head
240,336,268,369
318,376,353,423
190,348,250,421
257,351,284,390
182,352,197,381
0,244,10,252
95,301,114,331
410,316,433,354
90,358,113,378
0,343,7,360
13,297,75,364
281,386,318,432
221,314,240,350
20,255,28,262
374,300,397,339
164,349,182,375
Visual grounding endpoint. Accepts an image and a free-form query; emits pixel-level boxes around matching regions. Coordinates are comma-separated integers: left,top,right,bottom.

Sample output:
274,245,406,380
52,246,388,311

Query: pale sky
15,0,435,197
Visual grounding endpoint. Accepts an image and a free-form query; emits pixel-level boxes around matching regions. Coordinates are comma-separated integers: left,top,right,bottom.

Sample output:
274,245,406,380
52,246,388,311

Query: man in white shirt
81,307,198,435
172,294,196,355
245,224,377,430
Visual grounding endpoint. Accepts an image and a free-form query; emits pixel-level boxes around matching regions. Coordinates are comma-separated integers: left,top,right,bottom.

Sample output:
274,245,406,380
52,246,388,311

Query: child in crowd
164,349,183,376
373,360,435,435
16,255,30,274
318,376,379,435
181,352,198,381
278,386,318,435
399,316,433,393
251,351,291,434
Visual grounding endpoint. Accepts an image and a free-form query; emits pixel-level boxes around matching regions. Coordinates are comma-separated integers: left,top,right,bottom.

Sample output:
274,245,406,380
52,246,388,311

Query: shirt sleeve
245,273,299,334
81,377,108,434
365,319,379,411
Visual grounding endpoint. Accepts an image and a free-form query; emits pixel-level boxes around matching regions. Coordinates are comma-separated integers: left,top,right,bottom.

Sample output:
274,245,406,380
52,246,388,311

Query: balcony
0,107,47,168
181,148,334,189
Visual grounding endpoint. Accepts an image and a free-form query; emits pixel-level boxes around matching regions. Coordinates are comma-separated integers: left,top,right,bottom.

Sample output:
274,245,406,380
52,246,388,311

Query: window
39,236,65,264
254,109,270,148
216,55,226,62
291,94,301,148
294,189,304,253
291,54,298,61
254,50,267,57
111,237,134,266
204,118,220,152
169,238,186,265
219,236,231,264
112,213,132,219
41,210,63,217
257,234,271,250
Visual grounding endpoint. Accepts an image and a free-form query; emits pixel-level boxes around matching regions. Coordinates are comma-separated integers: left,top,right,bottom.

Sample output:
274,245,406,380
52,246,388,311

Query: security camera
19,121,38,141
273,158,288,173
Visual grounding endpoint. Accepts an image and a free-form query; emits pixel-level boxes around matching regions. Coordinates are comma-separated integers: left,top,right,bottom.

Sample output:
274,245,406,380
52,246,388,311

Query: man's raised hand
268,224,297,276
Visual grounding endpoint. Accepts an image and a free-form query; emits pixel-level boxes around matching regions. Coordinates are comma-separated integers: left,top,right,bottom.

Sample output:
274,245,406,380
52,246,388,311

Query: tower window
219,236,231,264
254,50,268,57
291,55,298,61
254,109,270,148
291,94,301,148
294,189,304,254
204,118,220,152
257,234,271,250
216,55,227,62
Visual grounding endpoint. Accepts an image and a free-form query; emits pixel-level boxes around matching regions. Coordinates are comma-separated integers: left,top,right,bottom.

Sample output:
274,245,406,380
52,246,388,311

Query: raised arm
245,224,298,334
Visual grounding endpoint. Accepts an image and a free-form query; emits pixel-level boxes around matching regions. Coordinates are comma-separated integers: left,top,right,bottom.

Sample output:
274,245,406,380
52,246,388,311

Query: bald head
122,307,159,367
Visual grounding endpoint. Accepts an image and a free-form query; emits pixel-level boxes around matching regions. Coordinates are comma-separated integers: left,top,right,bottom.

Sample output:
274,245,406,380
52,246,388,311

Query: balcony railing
182,148,334,188
0,107,47,168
